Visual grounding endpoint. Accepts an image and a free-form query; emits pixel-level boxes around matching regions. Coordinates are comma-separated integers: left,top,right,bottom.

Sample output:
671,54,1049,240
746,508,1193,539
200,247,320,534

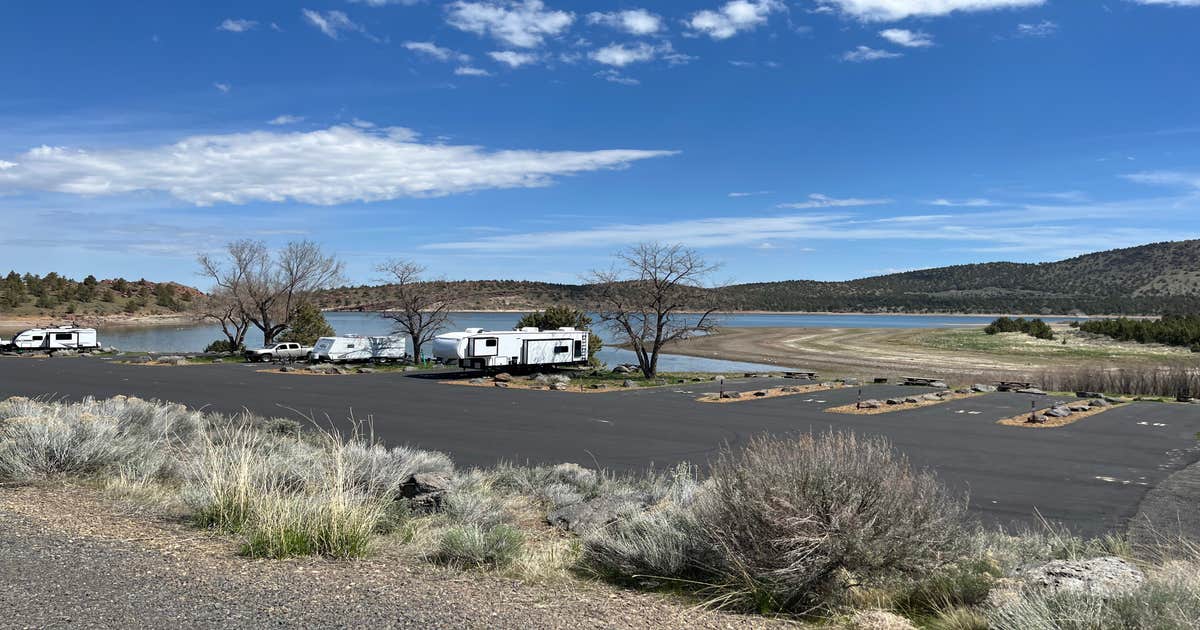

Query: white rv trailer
309,335,407,363
432,327,589,370
1,326,100,352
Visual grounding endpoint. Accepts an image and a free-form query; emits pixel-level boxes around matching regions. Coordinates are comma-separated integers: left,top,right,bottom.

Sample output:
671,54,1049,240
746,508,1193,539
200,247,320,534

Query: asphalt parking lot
3,356,1199,537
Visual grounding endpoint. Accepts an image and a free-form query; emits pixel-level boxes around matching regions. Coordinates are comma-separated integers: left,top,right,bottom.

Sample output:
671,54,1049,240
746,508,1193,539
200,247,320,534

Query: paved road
3,356,1200,537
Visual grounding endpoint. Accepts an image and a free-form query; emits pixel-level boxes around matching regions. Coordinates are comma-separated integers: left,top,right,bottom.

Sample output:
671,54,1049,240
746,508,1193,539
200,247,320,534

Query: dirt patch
996,403,1119,428
825,390,983,415
698,383,845,404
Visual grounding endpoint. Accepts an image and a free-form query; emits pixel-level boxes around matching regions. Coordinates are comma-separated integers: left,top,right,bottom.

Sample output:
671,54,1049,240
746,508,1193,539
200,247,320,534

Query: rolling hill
320,240,1200,316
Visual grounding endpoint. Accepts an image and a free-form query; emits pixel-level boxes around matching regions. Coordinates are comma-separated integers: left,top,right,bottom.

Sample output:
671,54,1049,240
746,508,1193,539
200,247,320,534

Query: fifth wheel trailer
432,327,589,370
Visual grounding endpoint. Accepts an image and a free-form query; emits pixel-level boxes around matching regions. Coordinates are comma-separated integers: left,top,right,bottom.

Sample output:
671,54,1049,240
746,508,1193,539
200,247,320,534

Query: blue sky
2,0,1199,287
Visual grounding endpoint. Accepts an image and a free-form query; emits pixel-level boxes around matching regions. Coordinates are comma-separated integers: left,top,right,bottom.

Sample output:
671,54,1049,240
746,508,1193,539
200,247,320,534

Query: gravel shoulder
0,485,796,629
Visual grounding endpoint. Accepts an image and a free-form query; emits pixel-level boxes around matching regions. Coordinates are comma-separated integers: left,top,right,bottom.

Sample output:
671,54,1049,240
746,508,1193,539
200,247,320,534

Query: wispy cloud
729,190,771,197
587,9,663,35
817,0,1043,21
489,50,540,67
404,41,472,63
454,66,493,76
777,193,891,208
446,0,574,48
302,9,369,40
267,114,304,125
879,28,933,47
218,19,258,33
595,69,640,85
929,198,993,207
0,125,677,206
589,42,658,67
842,46,902,62
1123,170,1200,189
213,82,231,93
687,0,784,40
1014,20,1058,37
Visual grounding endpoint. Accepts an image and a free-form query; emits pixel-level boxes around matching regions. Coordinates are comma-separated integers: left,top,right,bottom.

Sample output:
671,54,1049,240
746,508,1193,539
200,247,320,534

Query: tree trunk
411,340,423,363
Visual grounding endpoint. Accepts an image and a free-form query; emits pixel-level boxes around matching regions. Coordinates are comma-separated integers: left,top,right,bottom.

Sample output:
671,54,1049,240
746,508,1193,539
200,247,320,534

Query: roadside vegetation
1077,314,1200,352
4,395,1199,627
984,316,1054,340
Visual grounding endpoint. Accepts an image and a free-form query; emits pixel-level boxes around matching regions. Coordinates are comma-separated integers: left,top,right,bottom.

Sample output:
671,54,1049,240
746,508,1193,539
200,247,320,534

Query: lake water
3,312,1082,373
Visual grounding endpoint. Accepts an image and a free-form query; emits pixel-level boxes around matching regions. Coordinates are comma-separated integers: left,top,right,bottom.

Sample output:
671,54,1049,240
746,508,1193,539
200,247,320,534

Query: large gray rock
1015,556,1145,596
1067,403,1092,412
720,391,741,399
921,393,942,401
1017,388,1047,395
886,398,903,405
399,473,452,512
1090,398,1112,408
929,380,948,389
903,396,923,404
972,384,998,393
622,379,637,389
547,496,641,533
1046,406,1073,418
468,377,486,384
550,382,569,391
493,372,513,382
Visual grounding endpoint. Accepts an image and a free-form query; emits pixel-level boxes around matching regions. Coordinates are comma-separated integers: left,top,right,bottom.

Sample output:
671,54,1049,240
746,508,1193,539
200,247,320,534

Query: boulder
720,391,741,399
212,358,223,364
356,367,376,374
547,496,641,533
548,374,571,386
1026,413,1047,424
279,366,294,373
494,382,510,388
886,398,904,405
859,399,883,409
1103,395,1125,404
171,358,189,366
955,388,973,394
611,365,633,374
399,473,452,513
753,390,767,397
622,379,637,389
1017,388,1047,395
1015,556,1145,597
1090,398,1112,408
781,386,802,393
1067,403,1092,412
929,381,948,389
550,382,569,391
469,377,486,384
531,373,550,384
972,383,998,393
493,372,513,382
1046,406,1073,418
921,393,942,402
904,396,923,404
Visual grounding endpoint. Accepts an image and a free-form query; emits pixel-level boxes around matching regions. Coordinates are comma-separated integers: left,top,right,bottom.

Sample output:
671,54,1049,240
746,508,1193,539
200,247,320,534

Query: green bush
434,524,524,568
204,339,245,354
984,316,1053,340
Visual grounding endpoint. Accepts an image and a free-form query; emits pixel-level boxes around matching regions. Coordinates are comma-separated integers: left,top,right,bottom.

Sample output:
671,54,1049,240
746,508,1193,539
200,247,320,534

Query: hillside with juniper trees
0,272,201,320
321,240,1200,316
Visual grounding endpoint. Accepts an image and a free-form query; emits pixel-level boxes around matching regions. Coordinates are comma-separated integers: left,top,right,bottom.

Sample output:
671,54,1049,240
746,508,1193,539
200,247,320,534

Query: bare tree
376,259,453,362
192,289,252,350
588,243,721,378
198,240,344,345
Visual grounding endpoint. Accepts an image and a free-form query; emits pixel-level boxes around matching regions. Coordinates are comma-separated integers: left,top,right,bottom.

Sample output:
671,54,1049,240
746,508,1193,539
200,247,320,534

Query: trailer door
469,337,499,357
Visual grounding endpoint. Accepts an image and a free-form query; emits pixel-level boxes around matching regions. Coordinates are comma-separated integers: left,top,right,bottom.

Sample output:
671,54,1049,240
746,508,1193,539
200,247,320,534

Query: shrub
695,432,967,612
434,524,524,568
442,475,509,528
340,441,453,498
578,507,712,585
238,486,386,559
203,339,244,354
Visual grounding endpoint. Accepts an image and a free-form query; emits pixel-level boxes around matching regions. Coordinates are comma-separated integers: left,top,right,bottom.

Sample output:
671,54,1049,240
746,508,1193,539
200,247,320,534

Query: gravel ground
0,486,797,630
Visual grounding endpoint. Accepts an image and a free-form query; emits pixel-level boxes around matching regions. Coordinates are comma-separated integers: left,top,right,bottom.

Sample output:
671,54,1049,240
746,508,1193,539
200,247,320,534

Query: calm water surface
3,312,1084,373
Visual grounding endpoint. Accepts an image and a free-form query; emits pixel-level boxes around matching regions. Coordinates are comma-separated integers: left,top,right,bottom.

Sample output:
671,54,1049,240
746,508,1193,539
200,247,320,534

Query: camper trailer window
485,339,497,347
554,345,569,353
347,343,355,349
31,335,43,341
55,333,73,340
574,340,583,357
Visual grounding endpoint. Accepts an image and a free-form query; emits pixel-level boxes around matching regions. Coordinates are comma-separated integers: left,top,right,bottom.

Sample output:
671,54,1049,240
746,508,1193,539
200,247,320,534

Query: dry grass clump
1038,365,1200,399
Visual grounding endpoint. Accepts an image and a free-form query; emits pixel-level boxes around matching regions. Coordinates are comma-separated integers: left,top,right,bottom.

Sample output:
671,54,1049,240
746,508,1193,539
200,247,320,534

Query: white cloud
213,82,231,93
488,50,540,67
687,0,783,39
930,198,993,206
729,190,771,197
1123,170,1200,189
776,193,892,208
841,46,903,62
218,19,258,33
403,41,472,63
454,65,493,76
268,115,305,125
1014,20,1057,37
0,160,16,170
595,70,640,85
0,125,676,206
587,9,663,35
1129,0,1200,5
589,42,659,67
348,0,422,5
879,28,933,47
817,0,1043,21
446,0,574,48
302,9,364,39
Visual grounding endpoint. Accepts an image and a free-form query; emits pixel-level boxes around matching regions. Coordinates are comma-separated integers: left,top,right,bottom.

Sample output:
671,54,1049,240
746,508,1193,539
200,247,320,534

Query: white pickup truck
244,342,313,363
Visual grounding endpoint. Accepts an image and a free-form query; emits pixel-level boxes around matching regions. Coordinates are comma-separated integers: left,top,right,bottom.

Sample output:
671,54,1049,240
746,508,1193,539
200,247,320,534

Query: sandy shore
0,313,196,330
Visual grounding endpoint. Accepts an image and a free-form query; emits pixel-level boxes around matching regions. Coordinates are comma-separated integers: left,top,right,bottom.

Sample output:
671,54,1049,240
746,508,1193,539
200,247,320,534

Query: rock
469,377,486,384
532,373,550,384
720,391,741,399
846,609,917,630
1067,403,1092,412
588,383,607,389
494,382,509,388
843,377,860,385
548,374,571,386
921,393,942,401
1046,406,1073,418
622,379,637,389
171,358,189,366
550,382,569,391
753,391,767,397
929,381,948,389
1017,388,1047,395
1015,556,1145,597
972,383,998,393
547,496,641,533
128,355,151,364
1027,413,1047,424
886,398,903,405
356,367,376,374
493,372,513,382
1090,398,1112,408
212,358,223,364
904,396,923,404
399,473,452,513
159,355,184,363
611,365,633,374
860,399,883,409
955,388,973,394
781,386,802,393
279,366,294,373
1103,394,1125,404
1076,391,1104,399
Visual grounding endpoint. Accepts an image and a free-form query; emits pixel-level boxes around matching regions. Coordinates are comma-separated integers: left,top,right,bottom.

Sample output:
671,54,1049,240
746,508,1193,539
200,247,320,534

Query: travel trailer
433,327,589,370
0,326,100,352
309,335,407,363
